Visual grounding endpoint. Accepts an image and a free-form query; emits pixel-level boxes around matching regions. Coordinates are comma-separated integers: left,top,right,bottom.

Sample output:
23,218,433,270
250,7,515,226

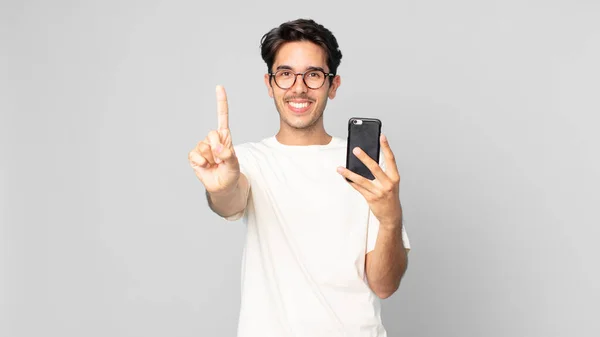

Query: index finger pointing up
216,85,229,130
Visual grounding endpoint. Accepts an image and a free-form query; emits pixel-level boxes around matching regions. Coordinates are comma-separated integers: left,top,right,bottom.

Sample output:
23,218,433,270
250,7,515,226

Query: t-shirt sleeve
220,144,252,221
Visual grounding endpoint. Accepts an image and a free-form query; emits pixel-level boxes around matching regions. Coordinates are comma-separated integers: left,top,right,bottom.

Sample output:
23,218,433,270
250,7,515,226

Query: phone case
345,117,382,181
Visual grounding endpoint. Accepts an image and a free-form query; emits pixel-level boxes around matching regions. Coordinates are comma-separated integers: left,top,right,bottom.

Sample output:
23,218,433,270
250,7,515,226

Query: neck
275,121,332,146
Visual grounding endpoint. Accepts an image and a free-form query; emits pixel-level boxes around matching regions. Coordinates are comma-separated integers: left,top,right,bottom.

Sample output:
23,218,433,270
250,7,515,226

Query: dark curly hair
260,18,343,82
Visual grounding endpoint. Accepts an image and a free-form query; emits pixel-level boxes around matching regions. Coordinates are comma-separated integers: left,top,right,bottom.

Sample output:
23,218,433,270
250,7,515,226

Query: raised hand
189,85,240,194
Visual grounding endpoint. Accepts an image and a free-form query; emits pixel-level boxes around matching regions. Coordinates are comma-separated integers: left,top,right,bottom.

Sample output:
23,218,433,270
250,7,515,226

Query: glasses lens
274,70,295,89
304,70,325,89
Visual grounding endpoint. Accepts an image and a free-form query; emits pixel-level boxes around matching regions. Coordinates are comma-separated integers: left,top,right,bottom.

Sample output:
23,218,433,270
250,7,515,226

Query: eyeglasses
269,69,334,90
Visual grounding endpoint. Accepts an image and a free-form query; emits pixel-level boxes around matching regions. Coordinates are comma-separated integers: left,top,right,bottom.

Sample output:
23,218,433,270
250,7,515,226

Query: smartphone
345,117,382,181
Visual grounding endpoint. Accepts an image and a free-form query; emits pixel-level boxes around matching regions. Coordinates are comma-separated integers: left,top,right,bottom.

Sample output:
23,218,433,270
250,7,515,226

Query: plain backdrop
2,0,599,336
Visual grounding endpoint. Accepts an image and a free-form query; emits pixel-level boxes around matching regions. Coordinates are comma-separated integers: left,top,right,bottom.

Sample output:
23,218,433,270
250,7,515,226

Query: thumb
214,143,235,162
219,128,232,146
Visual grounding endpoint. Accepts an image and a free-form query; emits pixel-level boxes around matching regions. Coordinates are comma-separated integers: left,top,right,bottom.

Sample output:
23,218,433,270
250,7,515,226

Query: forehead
273,41,328,71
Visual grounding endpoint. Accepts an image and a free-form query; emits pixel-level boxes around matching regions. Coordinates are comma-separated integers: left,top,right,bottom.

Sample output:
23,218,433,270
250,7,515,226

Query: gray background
2,0,599,336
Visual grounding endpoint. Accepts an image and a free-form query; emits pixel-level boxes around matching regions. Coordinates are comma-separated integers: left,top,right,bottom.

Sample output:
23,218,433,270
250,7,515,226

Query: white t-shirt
222,135,410,337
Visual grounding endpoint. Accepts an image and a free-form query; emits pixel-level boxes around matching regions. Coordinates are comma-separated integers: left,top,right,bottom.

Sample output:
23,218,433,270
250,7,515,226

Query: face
264,41,341,131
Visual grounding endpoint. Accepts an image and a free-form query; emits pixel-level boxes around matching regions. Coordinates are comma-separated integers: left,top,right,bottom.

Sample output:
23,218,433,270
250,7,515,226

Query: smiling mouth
286,99,313,114
286,101,313,114
289,102,310,109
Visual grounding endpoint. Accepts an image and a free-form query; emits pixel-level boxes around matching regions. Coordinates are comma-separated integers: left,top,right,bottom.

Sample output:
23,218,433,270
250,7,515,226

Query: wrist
379,205,402,230
208,179,239,199
379,207,403,231
379,219,402,231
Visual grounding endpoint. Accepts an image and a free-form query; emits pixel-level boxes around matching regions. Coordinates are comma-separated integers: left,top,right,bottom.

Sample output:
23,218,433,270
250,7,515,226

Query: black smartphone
345,117,382,181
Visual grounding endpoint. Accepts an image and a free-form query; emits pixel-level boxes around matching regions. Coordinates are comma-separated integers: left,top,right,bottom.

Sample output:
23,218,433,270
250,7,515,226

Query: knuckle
207,131,220,143
356,177,367,185
218,148,230,158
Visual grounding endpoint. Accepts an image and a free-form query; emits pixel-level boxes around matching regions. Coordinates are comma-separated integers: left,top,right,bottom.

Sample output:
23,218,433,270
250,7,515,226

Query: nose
291,73,308,94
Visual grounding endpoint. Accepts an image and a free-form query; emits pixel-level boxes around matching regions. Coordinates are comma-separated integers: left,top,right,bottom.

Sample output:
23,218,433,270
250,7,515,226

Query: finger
196,142,216,165
206,130,224,164
336,166,378,194
219,128,232,147
189,150,209,169
214,144,235,162
216,85,229,130
380,134,400,181
207,130,221,147
352,147,390,183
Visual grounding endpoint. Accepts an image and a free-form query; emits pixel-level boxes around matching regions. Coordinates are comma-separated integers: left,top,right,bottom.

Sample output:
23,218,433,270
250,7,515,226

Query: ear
328,75,341,99
264,73,274,98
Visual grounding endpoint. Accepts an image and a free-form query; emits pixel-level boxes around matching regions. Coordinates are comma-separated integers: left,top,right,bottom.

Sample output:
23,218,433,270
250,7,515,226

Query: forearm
206,174,250,217
365,216,408,299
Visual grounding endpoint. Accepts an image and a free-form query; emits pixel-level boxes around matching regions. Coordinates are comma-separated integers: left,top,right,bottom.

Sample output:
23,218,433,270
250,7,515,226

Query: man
188,18,410,337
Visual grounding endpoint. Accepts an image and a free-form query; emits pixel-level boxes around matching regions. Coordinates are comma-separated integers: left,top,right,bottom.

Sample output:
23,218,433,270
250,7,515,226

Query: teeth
289,102,309,109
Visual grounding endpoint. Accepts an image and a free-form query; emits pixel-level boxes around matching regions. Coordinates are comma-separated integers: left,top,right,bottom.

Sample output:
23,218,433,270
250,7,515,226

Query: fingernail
381,134,387,142
353,147,360,155
216,144,223,153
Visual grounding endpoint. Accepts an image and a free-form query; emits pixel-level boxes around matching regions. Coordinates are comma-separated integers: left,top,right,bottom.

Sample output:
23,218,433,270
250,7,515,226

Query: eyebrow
275,65,326,72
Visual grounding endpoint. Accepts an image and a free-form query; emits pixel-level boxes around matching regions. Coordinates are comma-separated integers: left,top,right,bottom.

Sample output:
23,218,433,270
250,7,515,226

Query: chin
287,121,314,130
284,113,323,130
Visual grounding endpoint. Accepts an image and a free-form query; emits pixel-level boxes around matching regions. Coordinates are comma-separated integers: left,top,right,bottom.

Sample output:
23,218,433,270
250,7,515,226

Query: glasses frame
269,69,335,90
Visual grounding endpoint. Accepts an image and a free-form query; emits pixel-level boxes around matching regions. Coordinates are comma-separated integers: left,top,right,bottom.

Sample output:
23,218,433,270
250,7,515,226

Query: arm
206,173,250,218
336,133,409,299
189,85,250,219
365,214,409,299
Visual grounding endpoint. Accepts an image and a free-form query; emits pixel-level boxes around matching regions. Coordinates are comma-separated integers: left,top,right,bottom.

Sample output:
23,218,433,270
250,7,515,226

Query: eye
307,71,322,79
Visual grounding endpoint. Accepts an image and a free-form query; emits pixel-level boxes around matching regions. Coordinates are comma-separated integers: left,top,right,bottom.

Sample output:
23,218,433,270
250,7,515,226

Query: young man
189,19,410,337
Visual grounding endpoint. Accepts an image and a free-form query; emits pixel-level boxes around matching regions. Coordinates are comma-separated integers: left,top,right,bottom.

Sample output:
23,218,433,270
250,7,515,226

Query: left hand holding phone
336,134,402,228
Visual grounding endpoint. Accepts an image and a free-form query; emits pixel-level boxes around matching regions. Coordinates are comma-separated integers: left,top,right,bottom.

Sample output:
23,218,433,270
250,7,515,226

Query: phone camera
352,119,363,125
